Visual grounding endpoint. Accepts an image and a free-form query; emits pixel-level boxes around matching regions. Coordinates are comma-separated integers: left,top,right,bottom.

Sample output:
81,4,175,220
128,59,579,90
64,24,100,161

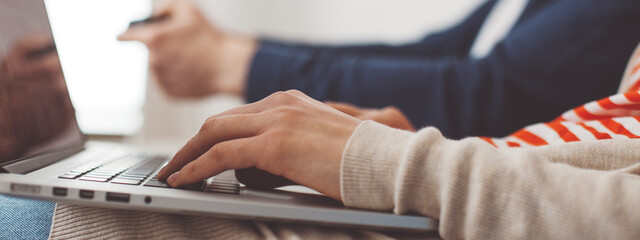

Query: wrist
215,35,257,96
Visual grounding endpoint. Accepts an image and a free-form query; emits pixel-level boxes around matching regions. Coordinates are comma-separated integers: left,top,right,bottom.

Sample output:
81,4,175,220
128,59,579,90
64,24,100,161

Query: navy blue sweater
246,0,640,139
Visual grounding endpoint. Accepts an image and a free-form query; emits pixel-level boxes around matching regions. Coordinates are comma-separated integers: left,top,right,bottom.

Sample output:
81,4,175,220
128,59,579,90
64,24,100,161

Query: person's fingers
160,91,312,181
325,101,364,117
119,0,207,43
117,28,143,42
167,136,262,187
118,0,179,42
375,107,416,131
117,23,171,44
158,113,264,180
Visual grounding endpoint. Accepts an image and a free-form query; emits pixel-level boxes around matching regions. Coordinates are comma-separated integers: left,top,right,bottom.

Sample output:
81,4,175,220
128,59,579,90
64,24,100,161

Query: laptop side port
52,187,67,197
79,190,94,199
106,192,130,203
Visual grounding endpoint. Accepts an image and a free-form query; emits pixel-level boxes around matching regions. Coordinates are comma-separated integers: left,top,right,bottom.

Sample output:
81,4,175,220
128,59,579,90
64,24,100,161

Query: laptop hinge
0,145,84,174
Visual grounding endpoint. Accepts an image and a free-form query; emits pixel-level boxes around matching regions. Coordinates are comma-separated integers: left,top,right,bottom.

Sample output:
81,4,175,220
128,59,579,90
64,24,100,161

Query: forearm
341,121,640,239
215,35,258,96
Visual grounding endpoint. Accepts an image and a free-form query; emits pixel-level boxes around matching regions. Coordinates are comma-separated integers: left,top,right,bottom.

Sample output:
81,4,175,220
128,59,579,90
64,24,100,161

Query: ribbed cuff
340,120,414,211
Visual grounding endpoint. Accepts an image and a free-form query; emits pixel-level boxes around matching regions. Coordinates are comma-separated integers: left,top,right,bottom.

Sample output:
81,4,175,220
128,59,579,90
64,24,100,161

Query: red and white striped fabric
482,44,640,148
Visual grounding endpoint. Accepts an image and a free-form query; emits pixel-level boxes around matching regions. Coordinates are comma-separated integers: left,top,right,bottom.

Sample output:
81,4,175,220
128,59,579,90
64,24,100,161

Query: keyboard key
80,175,108,179
207,185,240,190
120,173,147,178
92,170,120,175
209,182,238,187
144,180,170,188
204,179,240,194
125,170,152,175
111,179,142,185
85,173,114,178
184,182,206,191
58,174,78,179
206,188,240,194
115,176,145,181
79,176,108,182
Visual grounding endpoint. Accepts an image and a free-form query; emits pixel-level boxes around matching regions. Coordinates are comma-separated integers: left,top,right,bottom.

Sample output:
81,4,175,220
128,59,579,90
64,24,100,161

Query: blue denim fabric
0,194,55,240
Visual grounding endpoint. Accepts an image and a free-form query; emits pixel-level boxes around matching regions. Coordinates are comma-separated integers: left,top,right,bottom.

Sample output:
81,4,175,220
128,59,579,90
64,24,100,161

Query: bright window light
44,0,151,135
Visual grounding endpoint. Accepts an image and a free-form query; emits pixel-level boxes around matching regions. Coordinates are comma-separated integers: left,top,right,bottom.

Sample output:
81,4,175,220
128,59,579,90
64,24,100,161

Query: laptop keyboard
58,154,169,187
58,153,241,193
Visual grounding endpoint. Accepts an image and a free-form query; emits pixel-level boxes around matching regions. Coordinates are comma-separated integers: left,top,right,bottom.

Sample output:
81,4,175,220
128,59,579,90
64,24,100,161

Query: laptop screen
0,0,83,166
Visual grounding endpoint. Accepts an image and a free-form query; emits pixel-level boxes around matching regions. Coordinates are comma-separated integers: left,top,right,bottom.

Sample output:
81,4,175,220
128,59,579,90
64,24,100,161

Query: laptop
0,0,433,233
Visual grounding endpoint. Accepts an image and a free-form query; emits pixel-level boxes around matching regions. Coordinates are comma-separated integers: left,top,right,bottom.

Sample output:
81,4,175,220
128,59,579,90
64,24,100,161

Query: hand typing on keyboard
156,90,362,201
59,154,237,193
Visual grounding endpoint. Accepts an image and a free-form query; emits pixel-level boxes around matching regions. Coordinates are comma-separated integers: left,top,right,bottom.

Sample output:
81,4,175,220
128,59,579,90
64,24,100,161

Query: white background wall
132,0,485,149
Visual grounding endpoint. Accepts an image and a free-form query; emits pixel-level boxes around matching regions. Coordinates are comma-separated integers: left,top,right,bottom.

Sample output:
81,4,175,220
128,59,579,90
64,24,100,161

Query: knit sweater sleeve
340,120,640,239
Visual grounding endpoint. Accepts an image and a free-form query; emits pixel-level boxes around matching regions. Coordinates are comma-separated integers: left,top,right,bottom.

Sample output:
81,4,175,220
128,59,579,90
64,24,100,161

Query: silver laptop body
0,0,433,232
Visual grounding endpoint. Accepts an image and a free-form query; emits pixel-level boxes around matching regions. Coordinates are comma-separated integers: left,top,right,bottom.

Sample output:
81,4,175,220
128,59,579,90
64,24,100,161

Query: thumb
117,24,164,44
118,0,176,42
117,28,140,41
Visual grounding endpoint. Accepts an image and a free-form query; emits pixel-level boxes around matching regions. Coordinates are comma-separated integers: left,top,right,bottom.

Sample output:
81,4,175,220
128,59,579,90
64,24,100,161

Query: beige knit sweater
50,121,640,239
